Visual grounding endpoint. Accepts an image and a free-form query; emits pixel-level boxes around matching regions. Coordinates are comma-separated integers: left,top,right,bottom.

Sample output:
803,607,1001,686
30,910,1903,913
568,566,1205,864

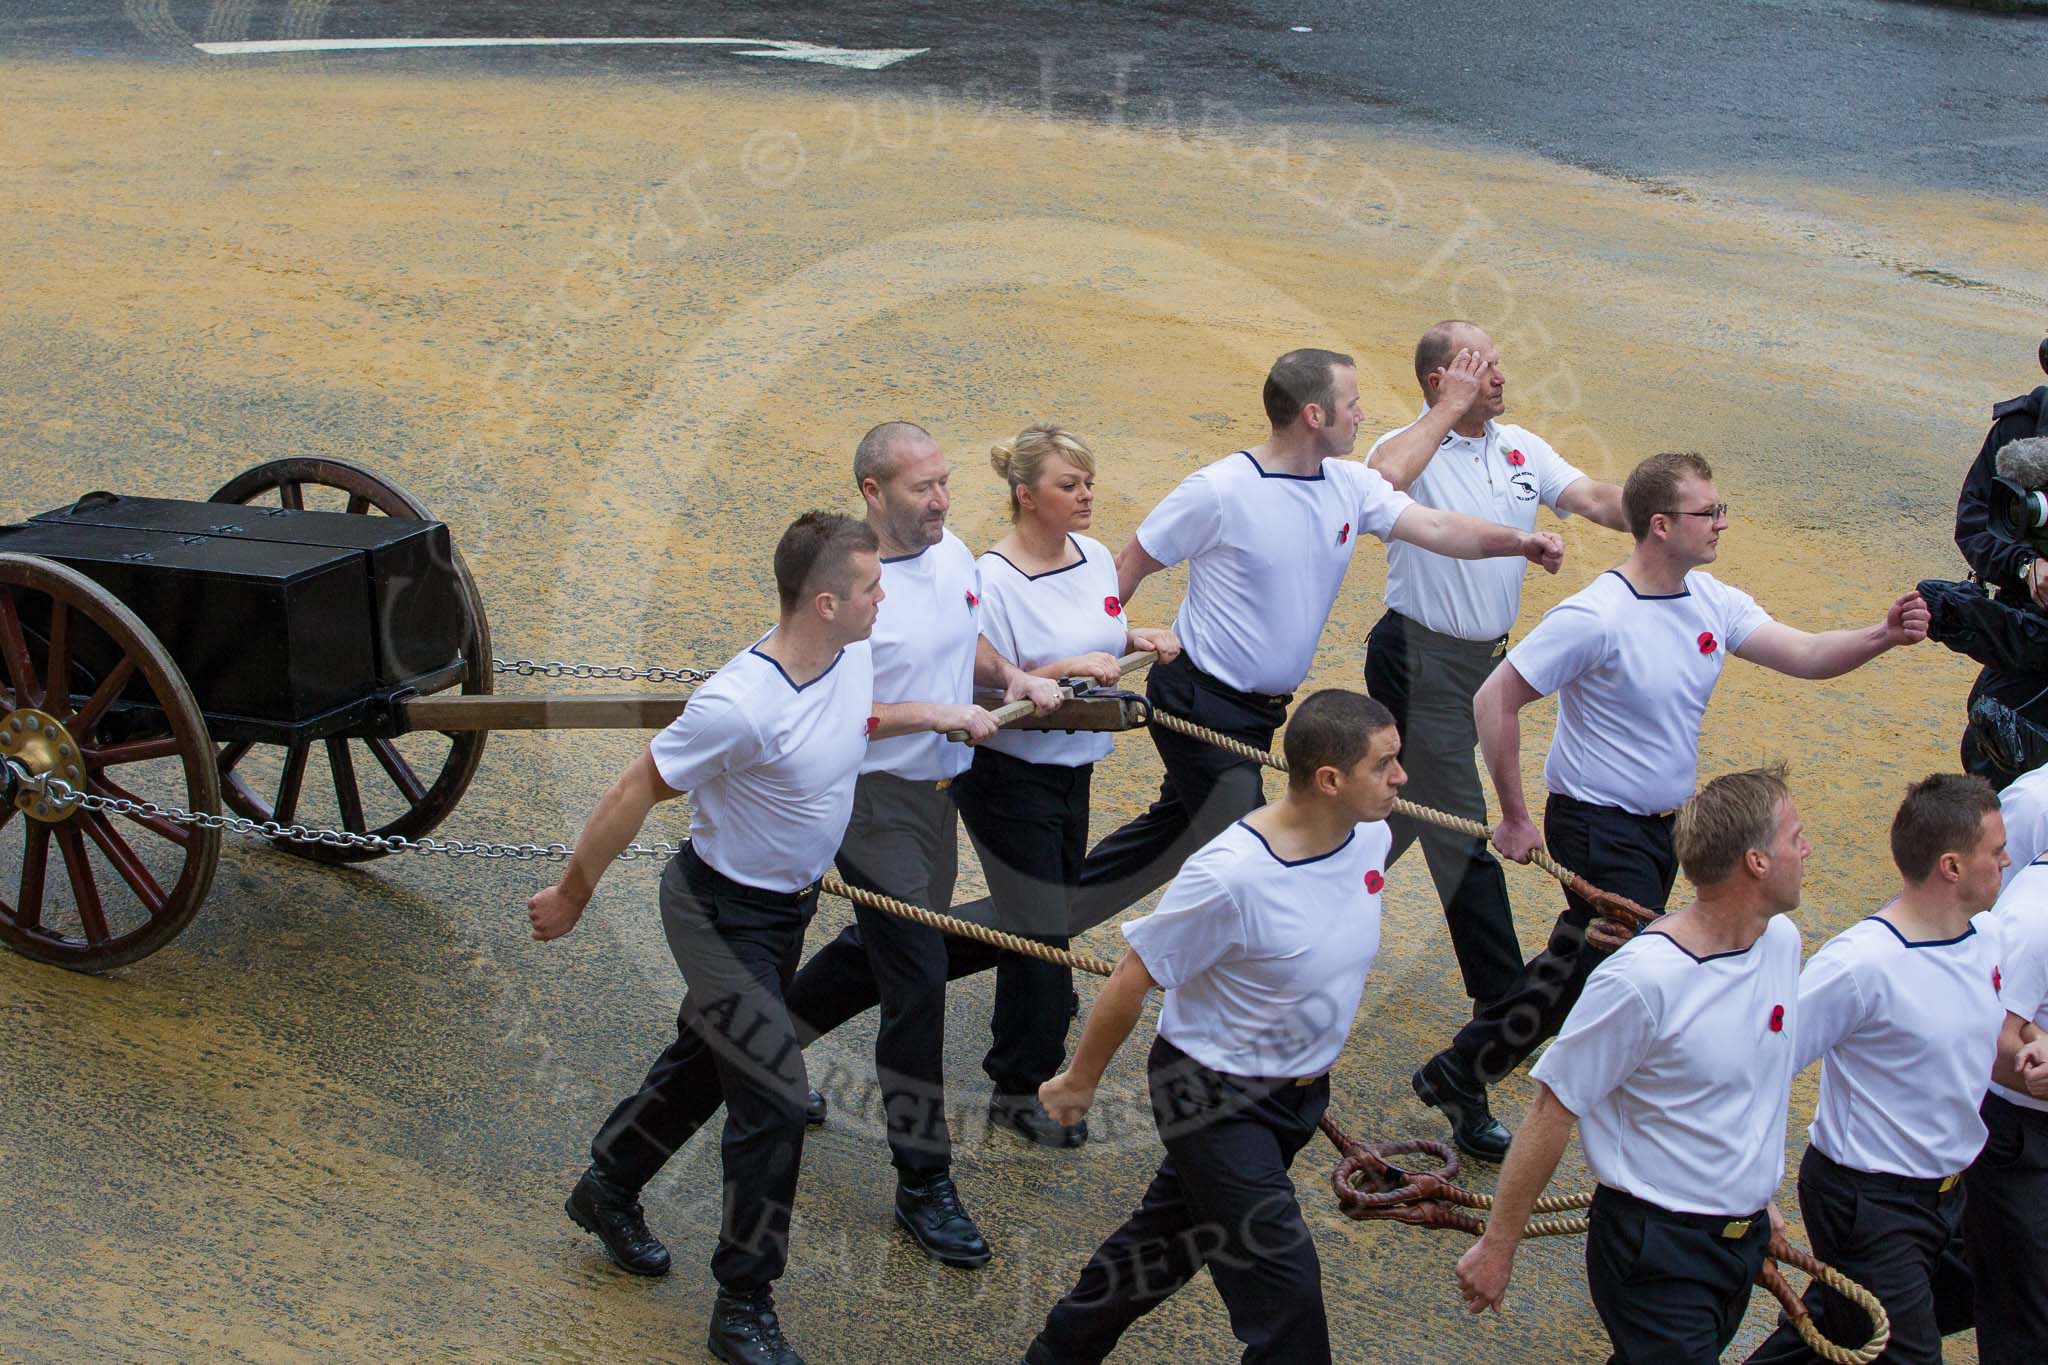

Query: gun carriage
0,459,1144,971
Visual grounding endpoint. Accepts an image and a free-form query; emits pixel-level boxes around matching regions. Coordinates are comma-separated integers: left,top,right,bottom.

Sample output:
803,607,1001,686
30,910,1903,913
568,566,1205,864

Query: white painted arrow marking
191,36,930,71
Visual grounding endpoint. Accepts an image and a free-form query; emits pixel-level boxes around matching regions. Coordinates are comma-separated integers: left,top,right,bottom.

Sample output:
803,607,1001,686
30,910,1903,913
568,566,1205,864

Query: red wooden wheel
208,458,492,863
0,554,222,971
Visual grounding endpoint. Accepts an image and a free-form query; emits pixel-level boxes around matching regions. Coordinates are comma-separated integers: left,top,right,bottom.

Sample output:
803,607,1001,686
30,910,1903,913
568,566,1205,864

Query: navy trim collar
1639,928,1761,963
748,644,846,692
1604,568,1691,601
880,545,930,564
986,534,1087,581
1867,914,1978,950
1236,819,1356,867
1239,450,1326,482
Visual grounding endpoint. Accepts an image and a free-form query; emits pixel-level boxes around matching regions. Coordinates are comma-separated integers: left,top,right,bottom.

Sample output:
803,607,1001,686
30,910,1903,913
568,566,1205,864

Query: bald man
1364,321,1628,1160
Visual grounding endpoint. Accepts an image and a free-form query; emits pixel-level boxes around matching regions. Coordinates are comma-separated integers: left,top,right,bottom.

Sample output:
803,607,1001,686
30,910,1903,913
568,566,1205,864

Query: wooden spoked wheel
0,554,222,971
209,458,492,863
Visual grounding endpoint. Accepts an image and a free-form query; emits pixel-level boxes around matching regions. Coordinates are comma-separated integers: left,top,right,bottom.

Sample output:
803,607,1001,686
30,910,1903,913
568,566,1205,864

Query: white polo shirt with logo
1369,414,1587,642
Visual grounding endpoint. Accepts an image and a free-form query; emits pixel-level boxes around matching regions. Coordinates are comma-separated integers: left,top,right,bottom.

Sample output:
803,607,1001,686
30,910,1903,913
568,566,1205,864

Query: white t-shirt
1507,569,1773,816
1121,817,1392,1079
1135,451,1414,696
648,639,874,892
1532,915,1802,1217
1989,860,2048,1113
977,534,1128,768
1999,766,2048,890
1796,912,2006,1177
861,529,981,781
1372,415,1587,641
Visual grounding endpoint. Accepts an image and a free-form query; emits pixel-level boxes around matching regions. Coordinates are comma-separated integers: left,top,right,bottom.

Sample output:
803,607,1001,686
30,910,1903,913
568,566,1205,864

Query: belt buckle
1292,1074,1317,1087
1939,1173,1959,1193
1719,1218,1752,1240
1491,639,1507,659
934,778,952,791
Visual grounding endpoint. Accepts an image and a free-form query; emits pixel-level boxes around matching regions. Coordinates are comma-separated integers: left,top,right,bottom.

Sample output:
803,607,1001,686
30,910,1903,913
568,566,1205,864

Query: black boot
564,1167,671,1276
706,1287,805,1365
805,1088,827,1126
1412,1050,1513,1163
894,1172,992,1267
990,1092,1087,1149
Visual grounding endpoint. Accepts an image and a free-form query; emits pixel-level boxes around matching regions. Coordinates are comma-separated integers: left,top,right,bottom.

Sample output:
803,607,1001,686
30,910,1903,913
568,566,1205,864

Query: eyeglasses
1677,503,1730,520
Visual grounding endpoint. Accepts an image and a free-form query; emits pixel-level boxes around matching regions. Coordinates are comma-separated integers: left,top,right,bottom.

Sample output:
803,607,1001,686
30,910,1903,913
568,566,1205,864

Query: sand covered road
2,53,2043,1362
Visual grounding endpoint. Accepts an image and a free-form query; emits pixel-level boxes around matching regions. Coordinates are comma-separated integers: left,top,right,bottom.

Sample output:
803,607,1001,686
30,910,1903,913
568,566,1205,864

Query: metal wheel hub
0,707,84,821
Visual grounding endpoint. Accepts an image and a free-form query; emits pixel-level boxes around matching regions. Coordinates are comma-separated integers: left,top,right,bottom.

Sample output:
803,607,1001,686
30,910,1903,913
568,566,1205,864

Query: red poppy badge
1768,1004,1785,1033
1698,632,1717,655
1506,448,1526,467
1337,522,1351,545
1364,870,1384,894
1104,595,1122,617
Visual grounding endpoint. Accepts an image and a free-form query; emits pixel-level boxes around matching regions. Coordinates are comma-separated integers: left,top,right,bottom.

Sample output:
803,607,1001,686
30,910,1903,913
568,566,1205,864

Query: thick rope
820,874,1116,978
1146,709,1658,945
1319,1112,1891,1363
1762,1237,1892,1365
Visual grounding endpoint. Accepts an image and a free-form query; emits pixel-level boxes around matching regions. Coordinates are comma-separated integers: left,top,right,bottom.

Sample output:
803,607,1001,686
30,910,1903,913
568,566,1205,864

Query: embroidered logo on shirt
1768,1004,1785,1033
1505,448,1526,467
964,588,979,612
1104,595,1122,617
1364,869,1384,894
1698,631,1718,655
1336,522,1351,546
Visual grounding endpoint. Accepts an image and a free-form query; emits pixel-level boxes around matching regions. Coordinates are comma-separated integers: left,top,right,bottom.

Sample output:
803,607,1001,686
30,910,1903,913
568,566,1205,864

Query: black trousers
1964,1092,2048,1364
1065,652,1285,936
588,843,817,1293
953,745,1090,1096
783,771,959,1178
1746,1147,1972,1365
1362,609,1522,1004
1587,1184,1771,1365
1447,794,1677,1085
1030,1037,1332,1364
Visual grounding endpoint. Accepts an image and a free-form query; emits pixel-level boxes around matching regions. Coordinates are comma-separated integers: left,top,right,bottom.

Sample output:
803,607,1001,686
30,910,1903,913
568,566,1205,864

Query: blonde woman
956,423,1180,1148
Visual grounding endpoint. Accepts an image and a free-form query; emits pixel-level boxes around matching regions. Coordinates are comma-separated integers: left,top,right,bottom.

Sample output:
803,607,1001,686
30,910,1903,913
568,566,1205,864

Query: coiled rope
1318,1113,1891,1364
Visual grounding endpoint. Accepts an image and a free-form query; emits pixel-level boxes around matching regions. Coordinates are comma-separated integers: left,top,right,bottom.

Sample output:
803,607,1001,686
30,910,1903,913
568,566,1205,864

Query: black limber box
0,520,378,727
29,493,466,687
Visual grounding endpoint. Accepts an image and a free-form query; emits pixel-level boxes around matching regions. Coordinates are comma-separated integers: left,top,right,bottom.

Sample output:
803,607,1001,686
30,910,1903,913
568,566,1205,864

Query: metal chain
491,656,715,685
15,766,677,864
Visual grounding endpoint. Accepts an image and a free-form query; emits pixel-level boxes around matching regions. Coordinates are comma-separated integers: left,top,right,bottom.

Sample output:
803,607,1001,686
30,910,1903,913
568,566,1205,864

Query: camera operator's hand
2027,557,2048,610
1883,590,1931,647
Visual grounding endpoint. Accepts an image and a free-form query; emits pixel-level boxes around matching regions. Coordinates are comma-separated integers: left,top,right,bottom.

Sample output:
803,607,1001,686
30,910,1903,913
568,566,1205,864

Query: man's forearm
1397,505,1531,561
871,700,940,740
1784,621,1894,680
1066,952,1154,1084
1476,689,1529,822
1367,406,1461,492
973,635,1024,691
560,766,662,903
1477,1084,1576,1253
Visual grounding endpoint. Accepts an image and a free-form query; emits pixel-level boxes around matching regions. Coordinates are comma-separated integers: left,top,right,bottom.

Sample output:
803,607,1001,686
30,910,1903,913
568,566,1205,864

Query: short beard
885,502,942,549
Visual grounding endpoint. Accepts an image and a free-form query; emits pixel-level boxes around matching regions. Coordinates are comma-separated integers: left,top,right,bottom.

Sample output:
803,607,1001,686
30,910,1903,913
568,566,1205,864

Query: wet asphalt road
8,0,2048,201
